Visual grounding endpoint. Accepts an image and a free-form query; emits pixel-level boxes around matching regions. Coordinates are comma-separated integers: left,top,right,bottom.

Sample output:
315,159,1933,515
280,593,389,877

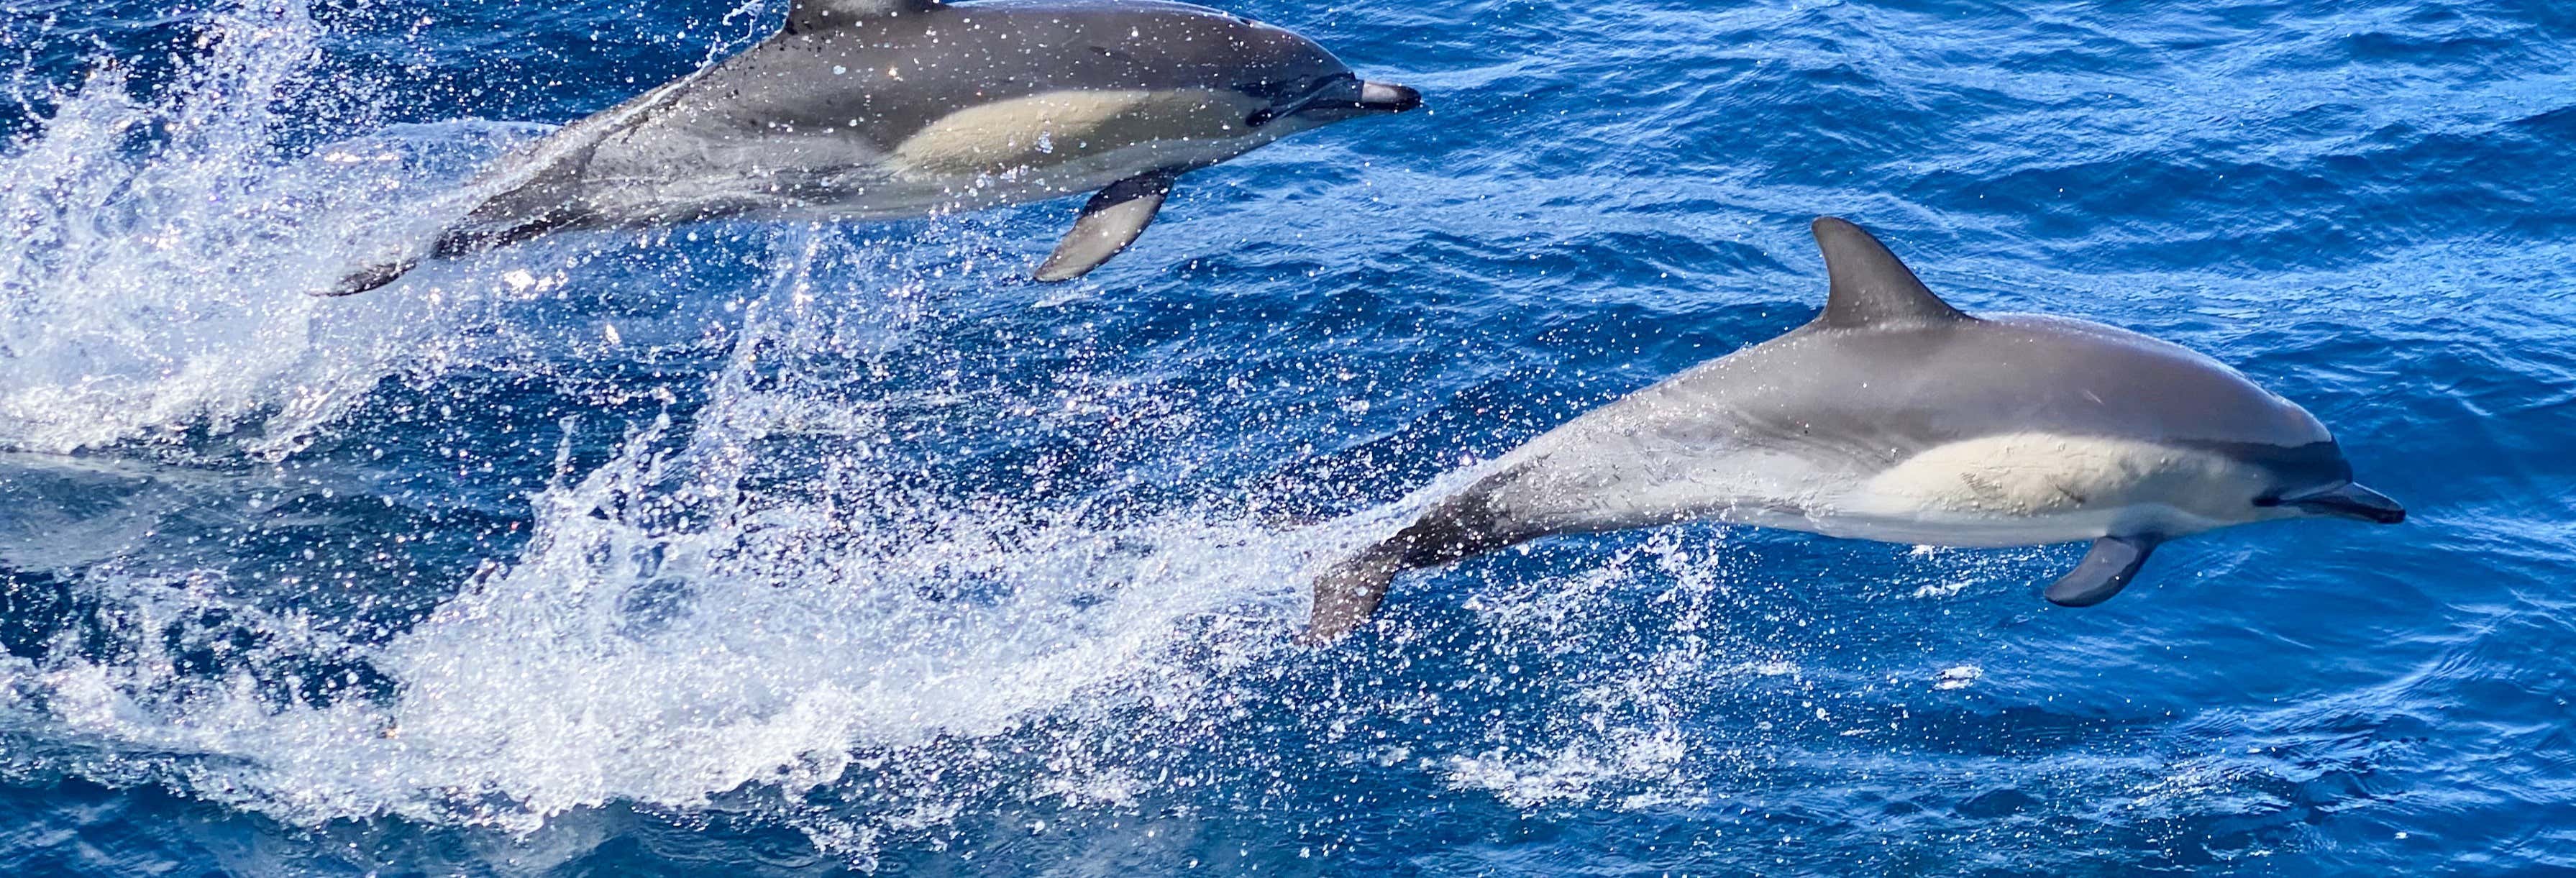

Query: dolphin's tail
315,257,422,297
309,209,582,298
1302,541,1412,644
1302,490,1525,644
311,227,466,298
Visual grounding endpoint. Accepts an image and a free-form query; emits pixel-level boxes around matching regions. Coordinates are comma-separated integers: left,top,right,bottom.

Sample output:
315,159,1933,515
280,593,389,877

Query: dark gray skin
1304,217,2405,642
321,0,1421,296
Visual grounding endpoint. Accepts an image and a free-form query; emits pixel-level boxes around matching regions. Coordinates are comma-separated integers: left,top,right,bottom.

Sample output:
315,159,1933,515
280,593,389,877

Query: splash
0,1,1330,856
339,270,1316,830
0,0,510,456
1,232,1337,863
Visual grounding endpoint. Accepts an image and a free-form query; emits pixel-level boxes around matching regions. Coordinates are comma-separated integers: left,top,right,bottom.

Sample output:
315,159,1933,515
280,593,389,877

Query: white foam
2,241,1332,855
0,0,529,457
0,4,1361,851
1443,723,1702,810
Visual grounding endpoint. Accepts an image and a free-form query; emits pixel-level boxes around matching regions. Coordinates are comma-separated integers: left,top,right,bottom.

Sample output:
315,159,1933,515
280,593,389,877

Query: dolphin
319,0,1422,296
1305,217,2405,641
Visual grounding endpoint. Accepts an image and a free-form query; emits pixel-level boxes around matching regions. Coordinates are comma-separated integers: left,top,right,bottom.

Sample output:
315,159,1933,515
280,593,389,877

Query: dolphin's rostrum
321,0,1422,296
1305,217,2404,641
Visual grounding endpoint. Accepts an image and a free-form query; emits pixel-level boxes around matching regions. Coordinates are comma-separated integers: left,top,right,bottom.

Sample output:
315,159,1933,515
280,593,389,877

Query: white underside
1489,431,2285,548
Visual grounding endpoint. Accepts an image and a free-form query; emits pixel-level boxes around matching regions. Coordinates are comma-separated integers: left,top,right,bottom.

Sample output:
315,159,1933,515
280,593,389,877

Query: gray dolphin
320,0,1422,296
1305,217,2404,641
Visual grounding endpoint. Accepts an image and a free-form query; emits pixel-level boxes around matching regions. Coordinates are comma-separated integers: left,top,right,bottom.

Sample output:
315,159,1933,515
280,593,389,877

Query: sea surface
0,0,2570,874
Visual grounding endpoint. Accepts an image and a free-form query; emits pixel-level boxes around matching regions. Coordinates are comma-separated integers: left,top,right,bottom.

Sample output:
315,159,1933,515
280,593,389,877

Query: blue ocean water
1,0,2571,873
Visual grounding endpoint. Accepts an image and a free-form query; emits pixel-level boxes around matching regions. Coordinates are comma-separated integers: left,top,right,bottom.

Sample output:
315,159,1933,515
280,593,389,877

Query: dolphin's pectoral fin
2043,535,2160,607
1034,169,1179,283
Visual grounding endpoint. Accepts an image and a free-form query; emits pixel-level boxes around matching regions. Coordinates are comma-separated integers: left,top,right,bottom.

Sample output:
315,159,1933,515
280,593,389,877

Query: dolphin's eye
1241,73,1357,127
1238,76,1305,128
1238,75,1310,104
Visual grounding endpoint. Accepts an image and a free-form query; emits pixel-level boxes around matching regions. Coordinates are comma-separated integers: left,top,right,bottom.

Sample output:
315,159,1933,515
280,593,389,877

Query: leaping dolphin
320,0,1422,296
1305,217,2405,641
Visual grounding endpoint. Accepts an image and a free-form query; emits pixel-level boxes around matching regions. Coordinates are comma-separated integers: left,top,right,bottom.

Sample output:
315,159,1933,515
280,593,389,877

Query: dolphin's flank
319,0,1422,296
1305,216,2403,643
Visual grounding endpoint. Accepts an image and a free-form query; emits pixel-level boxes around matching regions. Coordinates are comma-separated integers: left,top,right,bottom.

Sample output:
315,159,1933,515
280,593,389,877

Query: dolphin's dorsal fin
1809,216,1972,329
786,0,938,34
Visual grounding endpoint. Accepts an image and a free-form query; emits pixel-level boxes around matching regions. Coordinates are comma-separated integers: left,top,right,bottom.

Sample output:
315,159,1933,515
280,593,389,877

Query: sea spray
0,0,506,456
0,226,1350,863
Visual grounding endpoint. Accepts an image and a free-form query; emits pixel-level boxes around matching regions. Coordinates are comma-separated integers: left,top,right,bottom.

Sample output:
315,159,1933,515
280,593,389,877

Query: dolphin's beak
1356,81,1423,113
1249,78,1422,128
2280,483,2407,524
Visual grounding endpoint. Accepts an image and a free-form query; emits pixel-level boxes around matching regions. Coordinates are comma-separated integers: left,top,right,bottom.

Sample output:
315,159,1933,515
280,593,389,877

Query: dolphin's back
1469,314,2336,541
1714,314,2328,452
647,1,1341,150
482,0,1349,225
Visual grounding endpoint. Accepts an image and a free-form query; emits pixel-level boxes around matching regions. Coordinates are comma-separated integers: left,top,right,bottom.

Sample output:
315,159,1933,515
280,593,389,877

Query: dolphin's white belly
1816,432,2270,544
1487,429,2270,549
882,87,1277,181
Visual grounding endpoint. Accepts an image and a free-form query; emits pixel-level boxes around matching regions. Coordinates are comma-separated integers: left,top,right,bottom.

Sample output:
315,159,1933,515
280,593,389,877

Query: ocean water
0,0,2570,874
